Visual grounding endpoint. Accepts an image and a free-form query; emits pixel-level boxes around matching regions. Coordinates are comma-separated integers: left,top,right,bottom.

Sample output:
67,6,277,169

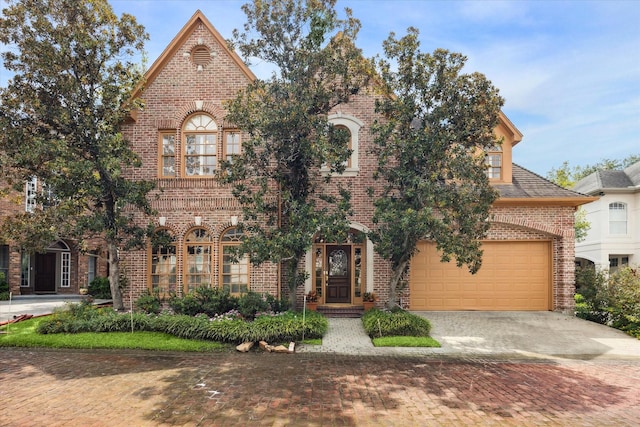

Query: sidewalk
0,295,111,321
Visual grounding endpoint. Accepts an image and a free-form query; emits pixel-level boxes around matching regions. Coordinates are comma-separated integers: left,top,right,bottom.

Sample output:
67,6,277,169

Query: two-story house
117,10,593,312
573,161,640,272
3,10,594,312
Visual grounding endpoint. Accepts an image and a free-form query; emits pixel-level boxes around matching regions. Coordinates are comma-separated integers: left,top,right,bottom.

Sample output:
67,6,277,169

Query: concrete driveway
419,311,640,360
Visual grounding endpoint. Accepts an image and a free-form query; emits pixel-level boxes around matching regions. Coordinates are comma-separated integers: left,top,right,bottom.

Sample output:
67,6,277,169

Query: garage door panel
410,241,551,311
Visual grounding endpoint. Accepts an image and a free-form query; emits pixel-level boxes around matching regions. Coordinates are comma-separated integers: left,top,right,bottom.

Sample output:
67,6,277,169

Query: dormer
488,111,523,184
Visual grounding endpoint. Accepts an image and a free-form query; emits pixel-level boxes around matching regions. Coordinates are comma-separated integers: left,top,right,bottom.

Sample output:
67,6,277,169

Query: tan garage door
410,241,551,311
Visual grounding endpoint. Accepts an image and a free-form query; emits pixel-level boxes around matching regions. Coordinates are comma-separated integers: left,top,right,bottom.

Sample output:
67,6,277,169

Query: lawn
0,317,230,352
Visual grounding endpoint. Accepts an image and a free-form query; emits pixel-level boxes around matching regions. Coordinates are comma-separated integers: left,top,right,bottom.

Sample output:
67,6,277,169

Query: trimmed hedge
362,308,431,338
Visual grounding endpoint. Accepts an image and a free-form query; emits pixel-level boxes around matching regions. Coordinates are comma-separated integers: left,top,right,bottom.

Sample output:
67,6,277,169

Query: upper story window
609,202,627,234
223,130,241,163
25,177,37,213
159,132,176,177
323,113,363,177
485,145,502,180
183,114,217,177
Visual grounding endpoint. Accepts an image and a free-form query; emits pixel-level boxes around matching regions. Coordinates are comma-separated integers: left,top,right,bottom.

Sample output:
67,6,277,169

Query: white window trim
321,113,364,177
61,252,71,287
608,202,627,235
25,177,37,213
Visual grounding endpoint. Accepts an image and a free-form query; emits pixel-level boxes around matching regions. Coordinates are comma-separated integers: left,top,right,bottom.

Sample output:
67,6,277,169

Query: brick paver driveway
1,348,639,426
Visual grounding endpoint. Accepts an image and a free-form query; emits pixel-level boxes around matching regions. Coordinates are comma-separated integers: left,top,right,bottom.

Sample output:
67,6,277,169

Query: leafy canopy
222,0,370,308
370,28,503,307
0,0,151,309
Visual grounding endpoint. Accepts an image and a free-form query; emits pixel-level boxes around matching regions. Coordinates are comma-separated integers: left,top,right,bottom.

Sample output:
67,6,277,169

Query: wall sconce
194,216,202,226
158,216,167,226
230,215,239,226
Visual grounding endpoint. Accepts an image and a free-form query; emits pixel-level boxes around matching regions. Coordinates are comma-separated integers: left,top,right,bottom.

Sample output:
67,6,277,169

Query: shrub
88,277,111,299
168,286,238,317
135,291,162,314
237,291,270,320
603,267,640,335
0,272,9,301
264,293,289,313
362,308,431,338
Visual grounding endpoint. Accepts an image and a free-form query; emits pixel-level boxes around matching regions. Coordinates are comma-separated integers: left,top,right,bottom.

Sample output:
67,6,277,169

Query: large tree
370,28,504,308
0,0,153,310
222,0,369,309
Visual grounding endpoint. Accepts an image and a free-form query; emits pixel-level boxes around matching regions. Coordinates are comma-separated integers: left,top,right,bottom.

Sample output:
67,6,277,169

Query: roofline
493,196,599,207
582,186,640,195
498,111,523,146
132,10,255,100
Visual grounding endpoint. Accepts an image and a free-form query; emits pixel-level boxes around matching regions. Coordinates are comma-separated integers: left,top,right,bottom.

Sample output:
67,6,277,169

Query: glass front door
325,245,351,303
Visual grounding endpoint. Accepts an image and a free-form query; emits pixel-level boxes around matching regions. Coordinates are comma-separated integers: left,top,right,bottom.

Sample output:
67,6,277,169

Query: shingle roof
495,164,590,199
572,161,640,195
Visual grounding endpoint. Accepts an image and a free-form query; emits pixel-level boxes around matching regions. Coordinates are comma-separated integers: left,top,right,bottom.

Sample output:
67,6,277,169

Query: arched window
326,113,363,176
609,202,627,234
183,114,218,177
149,229,176,295
220,228,249,295
184,227,213,292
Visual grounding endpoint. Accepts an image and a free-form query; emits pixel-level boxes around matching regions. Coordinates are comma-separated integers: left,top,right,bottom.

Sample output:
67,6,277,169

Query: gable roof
572,160,640,195
493,164,596,206
134,10,255,98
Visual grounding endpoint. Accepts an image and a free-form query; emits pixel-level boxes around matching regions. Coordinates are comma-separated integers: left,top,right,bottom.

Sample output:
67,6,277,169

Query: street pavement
2,298,640,426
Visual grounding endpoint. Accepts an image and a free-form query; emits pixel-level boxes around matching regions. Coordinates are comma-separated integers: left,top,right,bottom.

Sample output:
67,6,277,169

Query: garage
409,241,551,311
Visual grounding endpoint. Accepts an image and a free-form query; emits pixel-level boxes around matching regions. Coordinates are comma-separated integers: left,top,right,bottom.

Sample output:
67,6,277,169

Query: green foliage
237,291,270,320
370,27,503,308
575,266,640,338
574,208,591,243
34,301,327,344
0,0,153,310
88,277,111,299
603,267,640,335
168,286,239,317
134,291,162,315
0,272,9,301
362,308,432,338
222,0,370,310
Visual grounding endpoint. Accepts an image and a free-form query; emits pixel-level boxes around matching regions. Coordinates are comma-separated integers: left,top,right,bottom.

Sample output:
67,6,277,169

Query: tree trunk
386,258,409,310
107,240,124,310
286,259,299,312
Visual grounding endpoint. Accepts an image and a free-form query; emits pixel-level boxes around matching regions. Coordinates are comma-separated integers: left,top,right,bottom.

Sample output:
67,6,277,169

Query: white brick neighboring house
573,161,640,272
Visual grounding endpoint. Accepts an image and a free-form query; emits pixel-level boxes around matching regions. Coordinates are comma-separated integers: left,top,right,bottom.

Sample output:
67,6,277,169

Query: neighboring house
573,161,640,272
2,10,595,312
0,178,107,295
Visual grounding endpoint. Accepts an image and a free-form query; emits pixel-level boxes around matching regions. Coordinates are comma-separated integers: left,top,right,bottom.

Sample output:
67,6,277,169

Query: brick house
116,10,595,312
0,179,108,295
2,10,595,312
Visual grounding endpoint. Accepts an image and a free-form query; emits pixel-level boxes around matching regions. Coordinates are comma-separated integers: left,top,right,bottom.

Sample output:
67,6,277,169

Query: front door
34,252,56,293
325,245,351,303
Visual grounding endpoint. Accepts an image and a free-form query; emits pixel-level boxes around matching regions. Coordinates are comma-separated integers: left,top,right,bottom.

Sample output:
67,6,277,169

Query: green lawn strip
371,335,440,348
0,317,229,352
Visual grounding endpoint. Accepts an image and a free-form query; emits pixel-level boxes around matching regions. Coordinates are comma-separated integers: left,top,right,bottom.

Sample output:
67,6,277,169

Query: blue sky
2,0,639,177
